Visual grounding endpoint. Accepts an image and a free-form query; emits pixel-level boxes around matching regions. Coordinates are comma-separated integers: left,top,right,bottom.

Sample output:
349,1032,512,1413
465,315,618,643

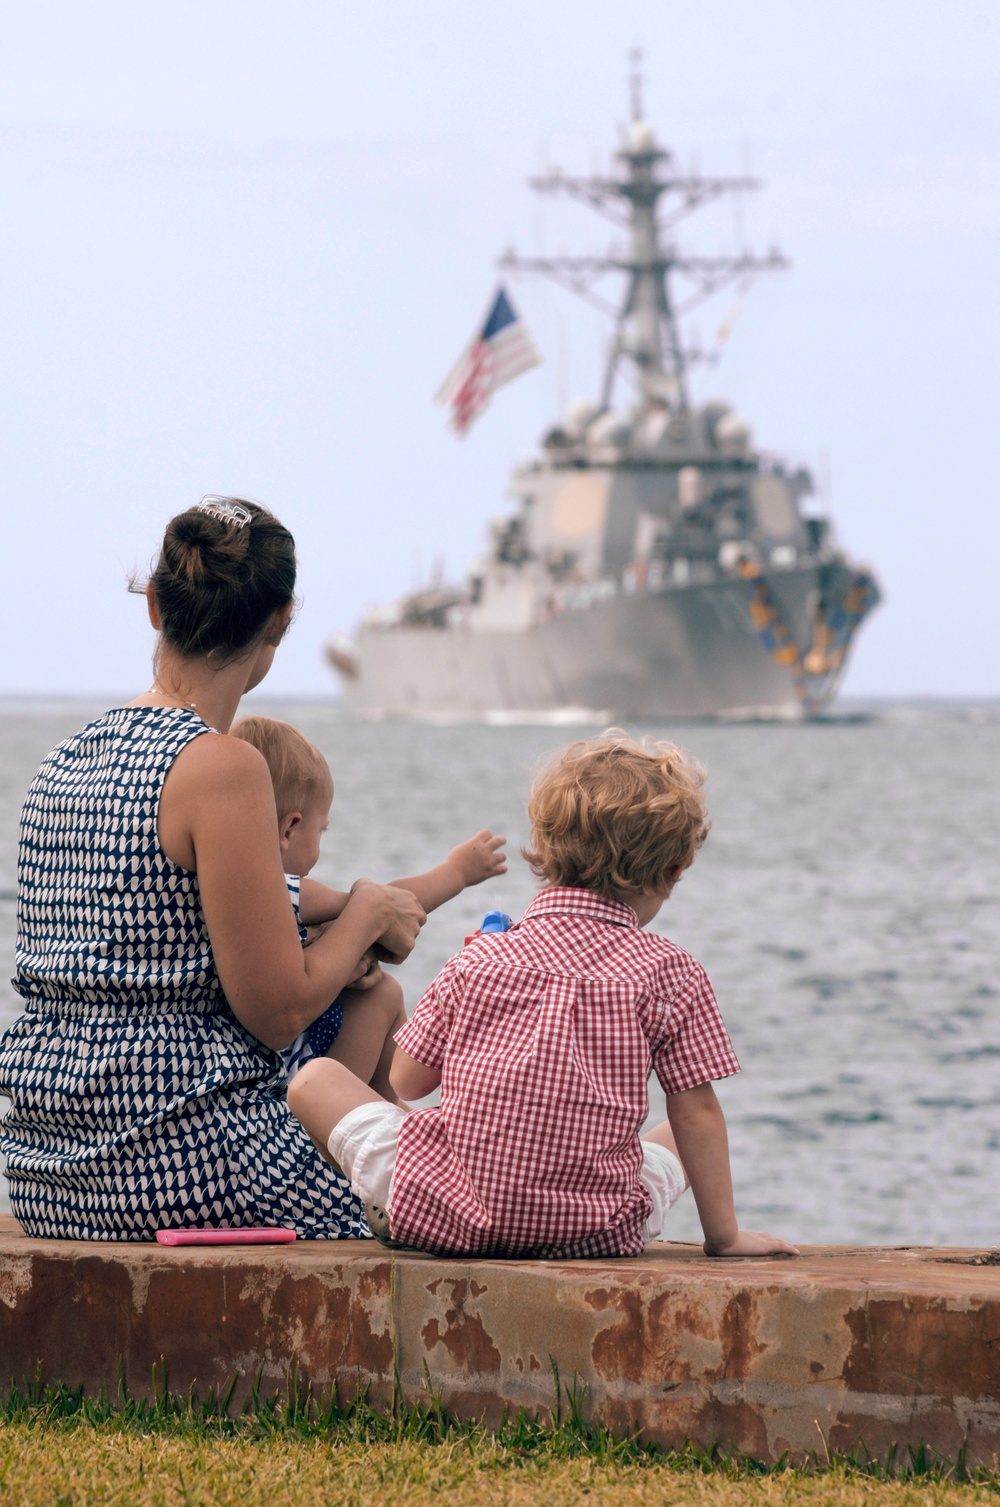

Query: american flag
435,286,541,436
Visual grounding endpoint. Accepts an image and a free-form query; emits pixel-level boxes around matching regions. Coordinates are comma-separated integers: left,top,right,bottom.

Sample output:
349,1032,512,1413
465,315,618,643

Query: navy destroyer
328,78,880,722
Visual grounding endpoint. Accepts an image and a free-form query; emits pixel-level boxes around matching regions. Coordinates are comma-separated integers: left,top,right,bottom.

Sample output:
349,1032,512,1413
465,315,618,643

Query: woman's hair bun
164,506,250,586
150,497,296,662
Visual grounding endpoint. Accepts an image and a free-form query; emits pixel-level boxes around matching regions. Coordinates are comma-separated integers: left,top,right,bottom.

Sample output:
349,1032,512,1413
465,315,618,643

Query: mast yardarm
500,72,787,413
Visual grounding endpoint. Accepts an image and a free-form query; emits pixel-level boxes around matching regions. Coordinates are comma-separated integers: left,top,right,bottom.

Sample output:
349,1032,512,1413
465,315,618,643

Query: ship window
633,511,660,560
677,467,705,510
548,475,610,540
752,475,797,537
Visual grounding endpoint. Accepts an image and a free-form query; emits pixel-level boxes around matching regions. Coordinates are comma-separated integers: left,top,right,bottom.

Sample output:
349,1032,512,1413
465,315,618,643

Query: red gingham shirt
390,887,740,1259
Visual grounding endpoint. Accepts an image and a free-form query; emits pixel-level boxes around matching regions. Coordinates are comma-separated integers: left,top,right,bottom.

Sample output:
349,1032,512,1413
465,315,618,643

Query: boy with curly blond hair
289,732,798,1260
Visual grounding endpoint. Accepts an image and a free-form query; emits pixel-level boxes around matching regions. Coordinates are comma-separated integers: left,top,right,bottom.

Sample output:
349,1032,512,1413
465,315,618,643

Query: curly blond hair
522,731,710,900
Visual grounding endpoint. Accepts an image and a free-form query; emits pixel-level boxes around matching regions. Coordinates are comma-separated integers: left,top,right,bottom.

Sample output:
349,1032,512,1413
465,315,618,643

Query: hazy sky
1,0,997,699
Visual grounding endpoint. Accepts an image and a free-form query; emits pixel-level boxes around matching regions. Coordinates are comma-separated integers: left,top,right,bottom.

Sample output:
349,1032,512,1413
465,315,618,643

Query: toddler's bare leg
287,1057,384,1173
641,1120,691,1189
327,973,408,1107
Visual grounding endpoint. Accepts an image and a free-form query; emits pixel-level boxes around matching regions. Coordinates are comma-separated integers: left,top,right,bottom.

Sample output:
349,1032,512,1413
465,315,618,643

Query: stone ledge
1,1215,998,1464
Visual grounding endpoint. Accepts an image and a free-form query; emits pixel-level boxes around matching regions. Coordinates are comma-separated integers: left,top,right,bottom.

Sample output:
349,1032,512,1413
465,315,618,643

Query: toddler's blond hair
523,731,709,899
231,716,330,819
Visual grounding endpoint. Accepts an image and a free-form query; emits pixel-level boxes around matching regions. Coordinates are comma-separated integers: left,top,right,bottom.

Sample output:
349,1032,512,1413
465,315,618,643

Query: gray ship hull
344,565,828,722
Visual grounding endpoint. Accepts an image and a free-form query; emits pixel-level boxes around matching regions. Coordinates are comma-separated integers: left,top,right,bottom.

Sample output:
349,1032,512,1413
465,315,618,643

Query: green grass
0,1372,996,1507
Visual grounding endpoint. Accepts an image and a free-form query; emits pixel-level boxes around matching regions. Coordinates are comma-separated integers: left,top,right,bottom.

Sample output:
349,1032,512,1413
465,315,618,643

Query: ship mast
500,52,787,414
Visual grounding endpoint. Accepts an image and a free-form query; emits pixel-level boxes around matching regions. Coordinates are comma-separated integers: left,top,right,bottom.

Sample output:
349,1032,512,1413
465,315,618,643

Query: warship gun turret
329,72,880,722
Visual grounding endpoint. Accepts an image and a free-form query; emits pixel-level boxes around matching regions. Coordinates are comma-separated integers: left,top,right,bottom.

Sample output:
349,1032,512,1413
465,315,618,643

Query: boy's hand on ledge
448,830,507,888
704,1229,800,1258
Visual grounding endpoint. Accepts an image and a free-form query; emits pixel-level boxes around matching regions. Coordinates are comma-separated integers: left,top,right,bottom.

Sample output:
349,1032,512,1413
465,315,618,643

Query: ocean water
1,695,998,1248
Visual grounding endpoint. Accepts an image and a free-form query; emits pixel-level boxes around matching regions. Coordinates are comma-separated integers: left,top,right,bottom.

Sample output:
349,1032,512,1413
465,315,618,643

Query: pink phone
155,1227,297,1246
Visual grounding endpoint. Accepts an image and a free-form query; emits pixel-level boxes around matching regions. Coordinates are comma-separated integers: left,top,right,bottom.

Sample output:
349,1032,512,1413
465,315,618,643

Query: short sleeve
393,957,458,1070
285,874,308,945
645,960,741,1096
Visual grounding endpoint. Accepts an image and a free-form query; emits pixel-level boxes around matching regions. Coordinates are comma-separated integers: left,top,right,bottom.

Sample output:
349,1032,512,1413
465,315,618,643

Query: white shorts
640,1139,688,1240
328,1100,406,1210
328,1101,687,1243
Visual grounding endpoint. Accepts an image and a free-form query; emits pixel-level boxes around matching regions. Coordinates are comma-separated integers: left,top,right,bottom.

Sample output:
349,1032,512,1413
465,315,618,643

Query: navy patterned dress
0,706,367,1241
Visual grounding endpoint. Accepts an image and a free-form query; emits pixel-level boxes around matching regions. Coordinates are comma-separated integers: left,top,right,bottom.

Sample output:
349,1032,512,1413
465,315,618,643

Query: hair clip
194,496,252,529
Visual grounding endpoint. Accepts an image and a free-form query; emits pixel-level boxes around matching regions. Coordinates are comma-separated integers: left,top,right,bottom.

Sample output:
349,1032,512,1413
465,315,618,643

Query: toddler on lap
232,715,505,1096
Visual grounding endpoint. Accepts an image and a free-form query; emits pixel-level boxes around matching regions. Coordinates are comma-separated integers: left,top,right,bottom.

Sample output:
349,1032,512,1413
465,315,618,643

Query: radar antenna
500,66,787,412
628,45,644,123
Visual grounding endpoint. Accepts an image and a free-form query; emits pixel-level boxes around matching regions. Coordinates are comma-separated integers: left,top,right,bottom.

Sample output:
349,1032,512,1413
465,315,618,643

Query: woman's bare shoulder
159,730,276,869
166,728,274,802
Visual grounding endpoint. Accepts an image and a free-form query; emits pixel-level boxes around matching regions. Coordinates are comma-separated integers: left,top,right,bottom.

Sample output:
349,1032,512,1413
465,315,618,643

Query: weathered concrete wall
0,1217,998,1464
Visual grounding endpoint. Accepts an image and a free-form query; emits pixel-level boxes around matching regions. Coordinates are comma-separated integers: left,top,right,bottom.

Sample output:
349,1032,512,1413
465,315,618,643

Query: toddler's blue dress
0,706,367,1240
280,875,343,1080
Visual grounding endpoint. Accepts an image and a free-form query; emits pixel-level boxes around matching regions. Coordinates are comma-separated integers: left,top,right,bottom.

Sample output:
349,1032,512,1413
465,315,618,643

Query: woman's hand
350,879,426,965
447,830,507,887
303,929,382,989
348,951,384,991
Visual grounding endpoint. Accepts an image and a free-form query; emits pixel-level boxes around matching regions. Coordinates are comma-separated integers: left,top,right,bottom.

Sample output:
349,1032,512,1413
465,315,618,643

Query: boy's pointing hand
449,830,508,887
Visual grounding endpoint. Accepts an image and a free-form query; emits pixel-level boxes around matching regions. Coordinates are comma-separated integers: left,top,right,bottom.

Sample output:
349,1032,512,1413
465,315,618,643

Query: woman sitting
0,496,424,1240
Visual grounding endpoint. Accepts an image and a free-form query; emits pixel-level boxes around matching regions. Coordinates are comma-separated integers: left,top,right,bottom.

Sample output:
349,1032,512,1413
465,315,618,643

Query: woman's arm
158,735,425,1050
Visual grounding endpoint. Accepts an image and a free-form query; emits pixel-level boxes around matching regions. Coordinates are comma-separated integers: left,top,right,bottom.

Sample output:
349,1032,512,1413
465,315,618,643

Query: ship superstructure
328,71,879,722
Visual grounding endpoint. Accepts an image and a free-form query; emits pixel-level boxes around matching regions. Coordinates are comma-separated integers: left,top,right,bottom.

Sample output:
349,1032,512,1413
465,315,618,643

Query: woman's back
17,706,217,1011
0,705,368,1241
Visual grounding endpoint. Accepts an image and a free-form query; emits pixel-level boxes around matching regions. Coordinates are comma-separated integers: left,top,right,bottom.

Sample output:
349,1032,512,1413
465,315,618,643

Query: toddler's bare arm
667,1083,799,1257
391,830,507,914
298,879,351,925
299,832,506,929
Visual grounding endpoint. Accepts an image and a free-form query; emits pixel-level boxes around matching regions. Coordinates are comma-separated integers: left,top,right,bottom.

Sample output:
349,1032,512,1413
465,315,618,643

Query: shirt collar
521,886,639,930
